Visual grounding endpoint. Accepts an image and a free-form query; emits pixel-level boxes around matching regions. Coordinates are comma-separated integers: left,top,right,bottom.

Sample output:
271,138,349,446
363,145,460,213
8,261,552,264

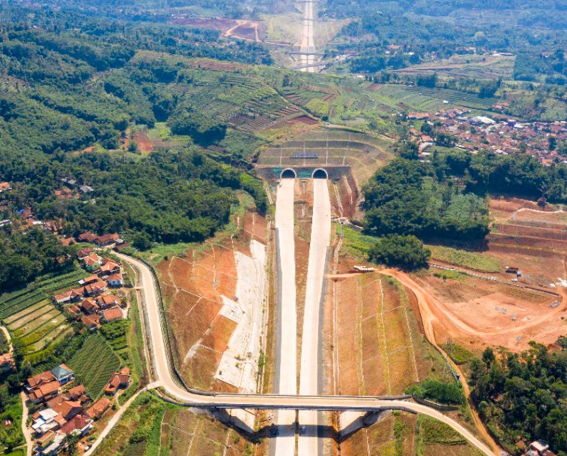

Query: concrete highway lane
273,178,298,456
298,179,331,455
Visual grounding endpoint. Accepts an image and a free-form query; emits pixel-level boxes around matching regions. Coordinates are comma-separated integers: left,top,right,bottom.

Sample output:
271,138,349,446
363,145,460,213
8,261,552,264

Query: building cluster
54,250,128,331
408,109,567,164
26,364,130,455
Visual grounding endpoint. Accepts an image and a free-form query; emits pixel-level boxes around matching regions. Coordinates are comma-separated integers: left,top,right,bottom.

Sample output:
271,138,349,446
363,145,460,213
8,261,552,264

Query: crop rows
0,269,87,319
0,291,47,320
27,323,71,353
68,334,121,398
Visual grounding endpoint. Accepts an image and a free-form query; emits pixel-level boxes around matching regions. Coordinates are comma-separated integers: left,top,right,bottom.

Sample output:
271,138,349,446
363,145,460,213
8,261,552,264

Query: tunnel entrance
312,168,328,179
281,168,297,179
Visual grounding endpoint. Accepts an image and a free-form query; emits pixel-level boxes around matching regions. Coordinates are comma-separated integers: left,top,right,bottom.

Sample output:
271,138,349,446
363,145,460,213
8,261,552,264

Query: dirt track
385,269,566,350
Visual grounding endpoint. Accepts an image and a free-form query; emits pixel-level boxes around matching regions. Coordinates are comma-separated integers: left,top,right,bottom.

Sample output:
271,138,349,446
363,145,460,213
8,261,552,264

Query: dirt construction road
115,246,495,456
273,179,298,456
298,179,331,455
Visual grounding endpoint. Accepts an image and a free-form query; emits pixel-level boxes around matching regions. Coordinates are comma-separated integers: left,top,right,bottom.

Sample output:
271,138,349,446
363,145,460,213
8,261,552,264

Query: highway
114,208,496,456
297,179,331,455
300,0,316,72
273,178,298,456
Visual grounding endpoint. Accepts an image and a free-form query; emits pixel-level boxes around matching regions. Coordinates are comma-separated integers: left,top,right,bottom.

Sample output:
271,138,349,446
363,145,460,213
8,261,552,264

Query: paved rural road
20,392,32,456
115,245,495,456
298,179,331,455
273,178,298,456
83,386,152,456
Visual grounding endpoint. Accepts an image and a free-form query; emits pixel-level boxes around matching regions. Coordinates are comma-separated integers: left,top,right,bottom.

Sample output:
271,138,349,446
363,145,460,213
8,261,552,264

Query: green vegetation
0,268,87,320
0,383,24,453
0,228,76,293
417,415,467,447
0,267,96,368
470,342,567,454
442,343,476,366
0,328,8,355
100,320,130,352
427,245,501,273
363,158,489,242
338,224,375,258
407,378,464,406
369,234,431,270
68,334,122,399
92,393,175,456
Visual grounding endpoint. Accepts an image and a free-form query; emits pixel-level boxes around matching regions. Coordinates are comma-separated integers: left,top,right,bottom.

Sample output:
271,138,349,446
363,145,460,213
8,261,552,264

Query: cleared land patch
161,210,268,393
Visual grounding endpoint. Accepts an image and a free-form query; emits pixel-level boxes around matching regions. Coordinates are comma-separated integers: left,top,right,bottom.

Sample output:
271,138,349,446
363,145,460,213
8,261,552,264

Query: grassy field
417,416,483,456
92,393,253,456
68,334,122,399
427,245,501,273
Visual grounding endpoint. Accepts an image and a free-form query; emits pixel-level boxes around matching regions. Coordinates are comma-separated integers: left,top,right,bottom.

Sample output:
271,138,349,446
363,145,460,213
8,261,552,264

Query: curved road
114,253,495,456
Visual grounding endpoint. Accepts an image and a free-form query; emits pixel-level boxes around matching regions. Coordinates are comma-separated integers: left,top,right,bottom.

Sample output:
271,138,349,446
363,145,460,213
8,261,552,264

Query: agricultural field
0,269,88,362
68,334,122,399
369,84,497,113
393,54,515,81
0,269,87,320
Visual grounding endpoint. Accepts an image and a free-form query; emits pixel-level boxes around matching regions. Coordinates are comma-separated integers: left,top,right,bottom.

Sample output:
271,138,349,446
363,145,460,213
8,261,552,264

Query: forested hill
0,8,270,268
0,12,271,156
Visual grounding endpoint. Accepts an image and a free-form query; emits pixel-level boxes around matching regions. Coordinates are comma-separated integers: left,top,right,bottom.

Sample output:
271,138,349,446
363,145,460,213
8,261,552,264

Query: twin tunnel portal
281,167,329,179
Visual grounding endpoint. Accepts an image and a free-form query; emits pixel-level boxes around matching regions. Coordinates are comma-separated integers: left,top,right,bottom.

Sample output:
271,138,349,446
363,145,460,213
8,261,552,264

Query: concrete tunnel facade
280,168,328,179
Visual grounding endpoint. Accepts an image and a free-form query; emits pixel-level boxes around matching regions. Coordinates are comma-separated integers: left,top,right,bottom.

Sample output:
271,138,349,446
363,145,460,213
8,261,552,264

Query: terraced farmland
371,84,496,112
68,334,122,399
0,269,87,319
0,268,88,362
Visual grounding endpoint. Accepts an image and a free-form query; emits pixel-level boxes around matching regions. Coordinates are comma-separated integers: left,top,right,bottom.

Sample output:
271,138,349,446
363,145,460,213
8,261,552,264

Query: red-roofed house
81,298,99,314
77,248,94,260
100,260,120,276
0,353,14,372
81,314,100,330
85,397,111,420
96,233,122,247
107,273,123,287
0,182,12,193
27,370,56,391
53,289,82,304
79,275,99,286
78,232,98,243
52,400,82,422
83,281,106,297
83,254,102,272
97,294,119,309
101,307,123,323
28,381,60,404
104,367,130,395
60,415,92,437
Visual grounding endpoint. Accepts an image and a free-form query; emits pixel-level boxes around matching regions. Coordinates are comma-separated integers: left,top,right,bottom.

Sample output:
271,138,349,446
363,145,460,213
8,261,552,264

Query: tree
368,234,431,270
